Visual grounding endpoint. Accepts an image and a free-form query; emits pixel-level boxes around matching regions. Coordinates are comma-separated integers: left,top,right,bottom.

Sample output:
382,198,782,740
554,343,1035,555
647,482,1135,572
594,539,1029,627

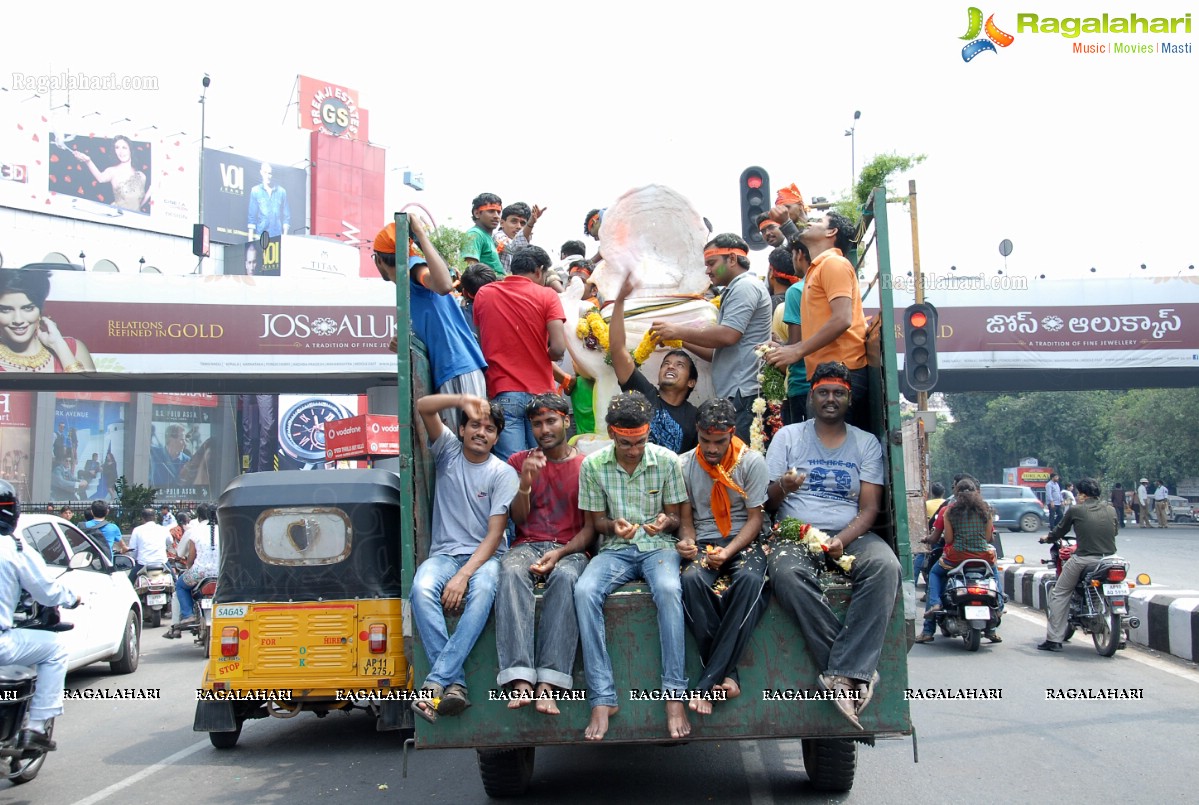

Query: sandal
818,673,862,730
438,683,471,716
923,605,943,619
411,683,444,724
854,671,880,716
985,631,1003,643
914,633,934,644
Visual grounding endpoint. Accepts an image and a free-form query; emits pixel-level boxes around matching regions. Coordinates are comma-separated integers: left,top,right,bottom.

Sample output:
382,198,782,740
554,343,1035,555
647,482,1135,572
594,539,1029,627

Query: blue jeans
923,559,1004,634
411,554,500,690
492,392,536,463
574,547,687,708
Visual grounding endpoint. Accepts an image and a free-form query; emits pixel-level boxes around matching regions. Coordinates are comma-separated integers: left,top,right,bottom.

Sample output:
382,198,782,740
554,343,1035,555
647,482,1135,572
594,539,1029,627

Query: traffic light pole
908,180,930,499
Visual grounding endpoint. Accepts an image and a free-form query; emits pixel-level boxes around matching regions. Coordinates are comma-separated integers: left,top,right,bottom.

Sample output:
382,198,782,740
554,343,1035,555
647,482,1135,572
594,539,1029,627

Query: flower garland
576,307,681,366
750,346,788,454
773,517,856,573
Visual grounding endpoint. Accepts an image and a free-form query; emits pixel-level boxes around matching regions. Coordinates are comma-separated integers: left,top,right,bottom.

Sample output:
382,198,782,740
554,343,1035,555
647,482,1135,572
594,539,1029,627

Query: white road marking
1003,606,1199,684
69,739,210,805
739,739,774,805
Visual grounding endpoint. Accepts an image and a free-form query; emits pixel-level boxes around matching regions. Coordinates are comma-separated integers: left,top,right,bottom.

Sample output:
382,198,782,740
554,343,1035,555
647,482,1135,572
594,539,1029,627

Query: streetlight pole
843,110,862,191
195,74,210,273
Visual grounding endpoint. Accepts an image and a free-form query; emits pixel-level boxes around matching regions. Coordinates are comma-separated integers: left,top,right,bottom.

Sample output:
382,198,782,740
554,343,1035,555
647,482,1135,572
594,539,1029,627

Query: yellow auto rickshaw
193,469,412,748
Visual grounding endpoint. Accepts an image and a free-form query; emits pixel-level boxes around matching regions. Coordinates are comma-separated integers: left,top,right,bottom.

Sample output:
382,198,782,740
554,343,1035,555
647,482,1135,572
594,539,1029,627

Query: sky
3,1,1196,282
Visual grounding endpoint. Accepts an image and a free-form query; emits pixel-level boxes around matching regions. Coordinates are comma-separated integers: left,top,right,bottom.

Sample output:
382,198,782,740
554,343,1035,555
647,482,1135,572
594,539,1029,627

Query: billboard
323,414,399,461
297,76,369,141
0,270,395,377
0,103,196,237
203,150,308,246
309,133,386,278
48,393,129,502
0,392,34,500
149,397,214,500
276,394,359,469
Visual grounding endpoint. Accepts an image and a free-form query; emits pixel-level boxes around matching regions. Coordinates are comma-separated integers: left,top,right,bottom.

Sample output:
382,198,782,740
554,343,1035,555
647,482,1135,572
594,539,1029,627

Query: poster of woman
0,270,96,373
49,132,152,214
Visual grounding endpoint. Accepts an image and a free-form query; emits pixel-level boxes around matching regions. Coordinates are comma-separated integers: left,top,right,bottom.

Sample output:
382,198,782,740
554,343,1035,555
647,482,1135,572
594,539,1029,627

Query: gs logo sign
308,86,360,138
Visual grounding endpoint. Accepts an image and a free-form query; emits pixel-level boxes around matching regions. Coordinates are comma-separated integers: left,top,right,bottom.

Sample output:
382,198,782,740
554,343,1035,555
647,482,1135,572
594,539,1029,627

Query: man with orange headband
461,192,505,275
574,391,690,741
764,361,900,730
372,217,488,435
676,398,769,714
649,233,772,443
763,210,870,428
495,393,593,714
755,212,786,250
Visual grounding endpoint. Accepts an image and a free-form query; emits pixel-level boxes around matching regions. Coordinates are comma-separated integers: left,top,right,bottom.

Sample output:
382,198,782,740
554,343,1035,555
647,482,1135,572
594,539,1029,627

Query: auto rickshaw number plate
362,658,390,676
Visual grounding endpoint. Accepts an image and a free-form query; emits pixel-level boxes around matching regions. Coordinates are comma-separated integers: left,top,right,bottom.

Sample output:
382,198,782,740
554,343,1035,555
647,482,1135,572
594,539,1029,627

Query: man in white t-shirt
126,508,172,583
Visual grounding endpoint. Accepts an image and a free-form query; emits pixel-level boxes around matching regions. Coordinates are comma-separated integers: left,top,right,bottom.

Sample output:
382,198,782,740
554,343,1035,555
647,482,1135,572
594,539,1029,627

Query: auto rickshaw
193,469,412,748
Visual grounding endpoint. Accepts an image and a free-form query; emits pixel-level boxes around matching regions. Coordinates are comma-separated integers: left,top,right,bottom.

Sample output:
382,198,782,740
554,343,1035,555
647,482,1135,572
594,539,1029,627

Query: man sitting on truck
676,398,769,714
495,393,593,714
574,391,690,741
410,394,519,724
764,361,901,730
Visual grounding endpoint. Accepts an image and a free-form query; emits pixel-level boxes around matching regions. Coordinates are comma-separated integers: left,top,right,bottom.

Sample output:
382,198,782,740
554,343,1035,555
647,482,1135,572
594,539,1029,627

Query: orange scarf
695,436,749,537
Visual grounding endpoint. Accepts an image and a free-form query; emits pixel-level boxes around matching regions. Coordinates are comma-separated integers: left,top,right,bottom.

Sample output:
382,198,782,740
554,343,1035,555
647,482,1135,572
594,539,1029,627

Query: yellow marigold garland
577,307,680,366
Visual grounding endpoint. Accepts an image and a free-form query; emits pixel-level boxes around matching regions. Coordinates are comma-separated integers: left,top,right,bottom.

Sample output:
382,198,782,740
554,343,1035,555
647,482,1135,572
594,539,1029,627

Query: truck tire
477,746,535,798
801,738,857,792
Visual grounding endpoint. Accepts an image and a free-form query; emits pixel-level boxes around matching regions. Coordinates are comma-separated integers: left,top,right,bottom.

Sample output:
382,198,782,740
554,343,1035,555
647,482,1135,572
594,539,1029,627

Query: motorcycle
135,563,174,628
164,575,217,657
927,558,1003,652
1,585,80,784
1041,536,1140,656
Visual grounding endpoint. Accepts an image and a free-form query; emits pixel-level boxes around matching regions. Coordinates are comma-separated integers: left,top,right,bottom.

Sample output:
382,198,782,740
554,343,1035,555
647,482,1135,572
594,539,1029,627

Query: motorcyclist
0,479,82,750
164,503,220,639
1037,477,1119,652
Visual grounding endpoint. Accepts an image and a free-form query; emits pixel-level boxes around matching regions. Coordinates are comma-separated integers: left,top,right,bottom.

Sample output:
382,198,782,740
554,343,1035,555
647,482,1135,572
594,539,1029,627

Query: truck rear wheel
477,746,535,798
801,737,857,792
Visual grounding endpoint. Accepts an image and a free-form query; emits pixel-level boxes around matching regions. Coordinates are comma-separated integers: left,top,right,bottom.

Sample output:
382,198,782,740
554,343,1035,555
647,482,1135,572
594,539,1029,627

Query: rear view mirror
111,554,135,572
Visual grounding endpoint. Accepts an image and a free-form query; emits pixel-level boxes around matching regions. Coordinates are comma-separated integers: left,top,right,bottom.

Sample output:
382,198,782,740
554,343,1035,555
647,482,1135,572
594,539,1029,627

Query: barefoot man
574,392,691,740
495,393,593,714
677,399,769,714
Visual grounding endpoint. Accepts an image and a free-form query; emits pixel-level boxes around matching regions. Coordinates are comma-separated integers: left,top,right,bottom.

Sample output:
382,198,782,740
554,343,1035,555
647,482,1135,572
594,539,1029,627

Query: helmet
0,479,19,537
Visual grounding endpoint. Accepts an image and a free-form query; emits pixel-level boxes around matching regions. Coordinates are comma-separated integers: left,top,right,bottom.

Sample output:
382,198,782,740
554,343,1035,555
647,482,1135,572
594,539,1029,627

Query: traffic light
739,166,771,251
903,302,939,392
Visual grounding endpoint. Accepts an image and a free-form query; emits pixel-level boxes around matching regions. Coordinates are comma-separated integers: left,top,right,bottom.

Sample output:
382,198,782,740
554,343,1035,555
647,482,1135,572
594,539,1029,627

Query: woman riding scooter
917,478,1003,644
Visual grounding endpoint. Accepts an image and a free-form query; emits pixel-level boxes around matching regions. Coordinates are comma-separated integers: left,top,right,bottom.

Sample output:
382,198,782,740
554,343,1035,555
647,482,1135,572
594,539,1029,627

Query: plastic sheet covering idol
561,185,719,428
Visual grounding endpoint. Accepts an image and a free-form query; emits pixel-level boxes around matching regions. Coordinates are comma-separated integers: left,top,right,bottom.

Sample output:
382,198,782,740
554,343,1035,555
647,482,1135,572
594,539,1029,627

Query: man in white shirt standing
1153,480,1170,529
1137,478,1152,528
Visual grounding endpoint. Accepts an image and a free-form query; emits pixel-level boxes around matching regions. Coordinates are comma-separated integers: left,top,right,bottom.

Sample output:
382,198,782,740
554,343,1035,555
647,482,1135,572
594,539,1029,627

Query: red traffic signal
903,302,938,392
739,166,771,251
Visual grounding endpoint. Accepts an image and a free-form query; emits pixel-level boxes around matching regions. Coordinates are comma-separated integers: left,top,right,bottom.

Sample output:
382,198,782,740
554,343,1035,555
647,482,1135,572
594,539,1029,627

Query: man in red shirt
495,393,593,713
472,245,567,460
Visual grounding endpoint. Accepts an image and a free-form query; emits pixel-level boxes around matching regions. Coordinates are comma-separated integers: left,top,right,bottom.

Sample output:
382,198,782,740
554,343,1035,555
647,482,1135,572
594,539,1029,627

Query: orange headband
702,426,735,434
812,377,852,391
758,219,778,232
475,203,501,213
610,424,649,439
770,269,800,285
704,247,748,259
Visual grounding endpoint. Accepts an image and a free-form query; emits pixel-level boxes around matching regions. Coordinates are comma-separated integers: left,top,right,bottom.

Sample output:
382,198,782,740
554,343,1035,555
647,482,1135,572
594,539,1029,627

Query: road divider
997,561,1199,663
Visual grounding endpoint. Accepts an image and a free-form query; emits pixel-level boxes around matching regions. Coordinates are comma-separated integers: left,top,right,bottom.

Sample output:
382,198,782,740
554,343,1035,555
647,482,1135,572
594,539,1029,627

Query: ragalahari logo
960,7,1015,61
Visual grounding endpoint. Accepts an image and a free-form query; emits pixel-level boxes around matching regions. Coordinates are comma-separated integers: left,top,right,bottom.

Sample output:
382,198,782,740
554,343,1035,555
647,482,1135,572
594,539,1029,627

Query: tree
835,152,927,224
1102,388,1199,488
428,224,469,277
114,476,157,532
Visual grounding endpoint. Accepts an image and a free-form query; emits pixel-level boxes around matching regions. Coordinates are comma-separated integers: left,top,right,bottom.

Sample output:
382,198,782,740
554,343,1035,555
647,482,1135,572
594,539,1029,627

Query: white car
15,514,142,674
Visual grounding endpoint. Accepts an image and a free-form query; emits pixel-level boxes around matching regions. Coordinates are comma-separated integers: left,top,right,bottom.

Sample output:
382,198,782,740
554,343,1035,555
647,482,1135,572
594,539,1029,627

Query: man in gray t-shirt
676,399,770,709
762,362,901,731
648,233,772,443
410,393,519,724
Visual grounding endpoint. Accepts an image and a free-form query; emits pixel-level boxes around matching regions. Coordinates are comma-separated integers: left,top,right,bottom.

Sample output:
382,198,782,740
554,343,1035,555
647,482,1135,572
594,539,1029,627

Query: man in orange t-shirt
763,209,869,427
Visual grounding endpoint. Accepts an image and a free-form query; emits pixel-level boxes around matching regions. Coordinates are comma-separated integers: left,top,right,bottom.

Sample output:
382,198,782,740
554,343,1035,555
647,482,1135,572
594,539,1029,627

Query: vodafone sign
323,414,399,460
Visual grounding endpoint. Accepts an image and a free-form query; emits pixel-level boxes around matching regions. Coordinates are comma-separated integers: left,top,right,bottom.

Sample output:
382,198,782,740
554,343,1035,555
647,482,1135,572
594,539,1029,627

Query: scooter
135,563,174,628
1,584,80,784
1041,536,1140,656
927,558,1003,652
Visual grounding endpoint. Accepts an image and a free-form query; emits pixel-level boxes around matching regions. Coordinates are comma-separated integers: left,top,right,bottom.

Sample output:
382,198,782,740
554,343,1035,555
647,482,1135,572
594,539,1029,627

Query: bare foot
507,681,535,710
718,677,741,700
534,683,560,715
688,692,713,715
585,705,619,741
666,700,691,738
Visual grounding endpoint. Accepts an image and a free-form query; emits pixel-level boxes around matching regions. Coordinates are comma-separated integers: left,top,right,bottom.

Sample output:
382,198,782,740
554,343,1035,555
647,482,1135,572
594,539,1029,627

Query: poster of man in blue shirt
246,162,290,239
